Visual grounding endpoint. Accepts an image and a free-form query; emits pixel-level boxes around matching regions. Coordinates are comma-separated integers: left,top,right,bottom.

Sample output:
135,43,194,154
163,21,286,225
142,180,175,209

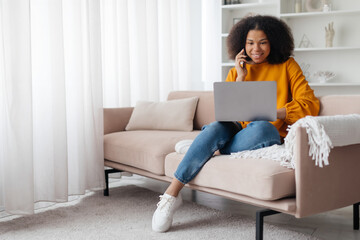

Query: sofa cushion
165,153,295,201
104,131,200,175
125,97,199,131
167,91,215,130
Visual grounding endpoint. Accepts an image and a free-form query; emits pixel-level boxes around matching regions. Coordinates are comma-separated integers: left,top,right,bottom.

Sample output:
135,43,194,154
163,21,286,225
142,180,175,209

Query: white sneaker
152,193,183,232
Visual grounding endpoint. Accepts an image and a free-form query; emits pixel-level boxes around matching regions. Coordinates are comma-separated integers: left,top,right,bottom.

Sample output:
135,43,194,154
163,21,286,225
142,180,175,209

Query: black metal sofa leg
103,168,122,196
255,202,359,240
354,202,360,230
256,209,281,240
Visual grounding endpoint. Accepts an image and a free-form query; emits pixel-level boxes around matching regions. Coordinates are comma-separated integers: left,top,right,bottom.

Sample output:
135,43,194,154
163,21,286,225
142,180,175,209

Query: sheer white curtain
0,0,104,215
0,0,221,215
202,0,221,90
101,0,207,107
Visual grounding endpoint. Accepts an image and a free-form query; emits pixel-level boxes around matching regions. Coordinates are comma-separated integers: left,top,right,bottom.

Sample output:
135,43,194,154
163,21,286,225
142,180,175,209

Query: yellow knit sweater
225,57,320,138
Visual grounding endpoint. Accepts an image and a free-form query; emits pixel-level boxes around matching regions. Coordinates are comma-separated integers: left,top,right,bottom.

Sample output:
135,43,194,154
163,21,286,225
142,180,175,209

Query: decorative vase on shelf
305,0,323,12
323,0,332,12
295,0,302,13
325,22,334,48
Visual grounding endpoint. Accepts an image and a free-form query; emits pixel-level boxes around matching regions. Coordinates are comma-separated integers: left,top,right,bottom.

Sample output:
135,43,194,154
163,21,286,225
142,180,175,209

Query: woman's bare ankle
165,178,184,197
213,150,221,156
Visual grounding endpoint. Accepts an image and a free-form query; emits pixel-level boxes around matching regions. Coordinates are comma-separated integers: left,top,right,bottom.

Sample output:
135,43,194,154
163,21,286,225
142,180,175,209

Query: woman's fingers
240,61,244,68
234,49,248,81
235,49,247,68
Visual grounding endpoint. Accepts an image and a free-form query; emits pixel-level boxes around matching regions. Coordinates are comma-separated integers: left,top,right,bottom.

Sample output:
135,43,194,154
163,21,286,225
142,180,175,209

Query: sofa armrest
294,127,360,218
103,107,133,135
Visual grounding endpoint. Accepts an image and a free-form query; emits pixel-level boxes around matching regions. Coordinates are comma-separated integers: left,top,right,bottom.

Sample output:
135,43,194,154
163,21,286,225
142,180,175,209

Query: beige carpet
0,185,319,240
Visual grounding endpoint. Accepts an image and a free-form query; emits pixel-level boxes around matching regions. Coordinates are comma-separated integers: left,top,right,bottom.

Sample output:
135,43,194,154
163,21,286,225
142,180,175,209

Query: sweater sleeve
225,68,237,82
284,58,320,125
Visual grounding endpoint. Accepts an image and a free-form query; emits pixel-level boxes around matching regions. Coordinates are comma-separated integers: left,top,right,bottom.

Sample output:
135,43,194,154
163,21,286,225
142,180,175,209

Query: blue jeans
174,121,281,184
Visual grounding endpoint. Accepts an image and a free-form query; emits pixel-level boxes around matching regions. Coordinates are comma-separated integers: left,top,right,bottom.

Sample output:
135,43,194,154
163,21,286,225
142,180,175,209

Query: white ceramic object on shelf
305,0,325,12
325,22,335,47
313,71,336,83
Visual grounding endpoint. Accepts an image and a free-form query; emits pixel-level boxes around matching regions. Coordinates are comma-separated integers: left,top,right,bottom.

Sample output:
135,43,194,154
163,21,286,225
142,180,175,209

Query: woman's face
245,30,270,64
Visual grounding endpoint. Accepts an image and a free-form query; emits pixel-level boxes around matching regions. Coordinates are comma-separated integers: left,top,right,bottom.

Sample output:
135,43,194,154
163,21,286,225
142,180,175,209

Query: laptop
213,81,277,122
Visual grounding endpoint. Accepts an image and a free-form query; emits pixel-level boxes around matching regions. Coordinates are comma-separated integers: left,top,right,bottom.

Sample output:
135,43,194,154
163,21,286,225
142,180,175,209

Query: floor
109,173,360,240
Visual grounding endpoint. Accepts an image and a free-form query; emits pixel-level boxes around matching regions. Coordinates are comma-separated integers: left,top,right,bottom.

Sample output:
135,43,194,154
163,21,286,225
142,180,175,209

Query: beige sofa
103,91,360,239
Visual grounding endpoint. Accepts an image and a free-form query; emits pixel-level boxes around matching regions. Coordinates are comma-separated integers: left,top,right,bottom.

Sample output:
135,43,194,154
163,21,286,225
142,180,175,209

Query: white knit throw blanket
230,114,360,169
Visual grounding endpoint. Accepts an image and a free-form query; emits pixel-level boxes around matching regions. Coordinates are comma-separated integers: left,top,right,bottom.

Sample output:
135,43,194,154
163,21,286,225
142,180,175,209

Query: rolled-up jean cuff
174,173,188,185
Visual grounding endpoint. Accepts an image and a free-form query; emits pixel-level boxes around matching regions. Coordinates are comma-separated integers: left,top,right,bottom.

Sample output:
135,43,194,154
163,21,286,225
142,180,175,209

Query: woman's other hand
277,107,286,120
235,49,248,82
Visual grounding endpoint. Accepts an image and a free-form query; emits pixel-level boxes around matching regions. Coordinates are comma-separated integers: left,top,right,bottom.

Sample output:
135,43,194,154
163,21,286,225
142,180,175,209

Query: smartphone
239,48,251,68
245,51,251,62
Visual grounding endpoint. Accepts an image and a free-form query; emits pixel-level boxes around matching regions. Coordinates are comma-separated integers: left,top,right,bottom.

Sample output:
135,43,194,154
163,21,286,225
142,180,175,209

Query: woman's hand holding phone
235,49,248,82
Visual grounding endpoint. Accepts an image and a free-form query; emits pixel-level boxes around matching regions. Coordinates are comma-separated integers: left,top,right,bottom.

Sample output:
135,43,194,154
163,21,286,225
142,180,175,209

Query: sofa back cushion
167,91,215,130
318,95,360,116
167,92,360,130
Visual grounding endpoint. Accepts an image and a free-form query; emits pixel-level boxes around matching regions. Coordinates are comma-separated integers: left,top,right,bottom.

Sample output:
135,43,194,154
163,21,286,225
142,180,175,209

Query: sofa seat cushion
104,131,200,175
165,153,295,201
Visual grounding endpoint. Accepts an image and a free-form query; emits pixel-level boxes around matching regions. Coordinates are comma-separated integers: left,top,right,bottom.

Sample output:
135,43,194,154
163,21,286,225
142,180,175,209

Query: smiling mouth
252,53,263,58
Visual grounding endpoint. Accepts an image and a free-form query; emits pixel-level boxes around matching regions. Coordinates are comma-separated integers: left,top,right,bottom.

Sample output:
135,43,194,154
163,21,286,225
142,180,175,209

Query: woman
152,15,320,233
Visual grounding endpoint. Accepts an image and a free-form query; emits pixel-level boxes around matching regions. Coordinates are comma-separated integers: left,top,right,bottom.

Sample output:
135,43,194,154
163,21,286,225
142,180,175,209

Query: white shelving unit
222,2,277,9
221,0,360,95
280,9,360,18
309,82,360,87
294,46,360,52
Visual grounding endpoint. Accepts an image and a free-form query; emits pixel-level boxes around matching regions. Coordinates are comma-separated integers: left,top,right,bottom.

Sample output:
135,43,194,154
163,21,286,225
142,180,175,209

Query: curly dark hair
227,15,294,64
